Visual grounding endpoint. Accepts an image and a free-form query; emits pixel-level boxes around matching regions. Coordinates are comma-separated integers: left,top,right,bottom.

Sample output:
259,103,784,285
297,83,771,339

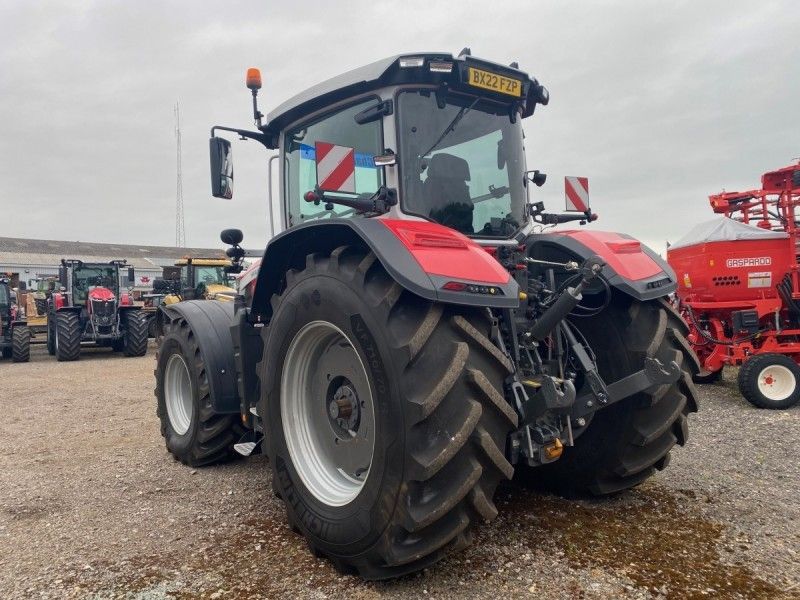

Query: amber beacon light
246,68,262,90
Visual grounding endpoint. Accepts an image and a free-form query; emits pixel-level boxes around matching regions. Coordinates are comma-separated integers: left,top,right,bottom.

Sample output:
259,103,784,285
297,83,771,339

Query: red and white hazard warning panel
565,176,590,212
315,141,356,193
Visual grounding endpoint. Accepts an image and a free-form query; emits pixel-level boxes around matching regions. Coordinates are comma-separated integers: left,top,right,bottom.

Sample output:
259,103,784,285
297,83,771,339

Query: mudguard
158,300,240,413
55,306,82,313
527,230,676,301
249,218,519,322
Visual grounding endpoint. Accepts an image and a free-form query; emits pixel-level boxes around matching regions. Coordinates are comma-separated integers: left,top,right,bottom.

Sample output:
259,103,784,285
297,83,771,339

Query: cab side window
284,98,383,226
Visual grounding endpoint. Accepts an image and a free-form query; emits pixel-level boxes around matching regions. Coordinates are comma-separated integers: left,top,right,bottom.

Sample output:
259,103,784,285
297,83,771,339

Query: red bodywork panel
239,259,261,303
668,238,793,303
88,287,115,302
53,293,66,310
86,287,116,315
379,219,510,284
557,230,663,281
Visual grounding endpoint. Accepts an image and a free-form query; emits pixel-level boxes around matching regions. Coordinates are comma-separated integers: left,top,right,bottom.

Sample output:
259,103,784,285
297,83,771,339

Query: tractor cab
159,257,237,304
67,262,121,305
206,50,587,242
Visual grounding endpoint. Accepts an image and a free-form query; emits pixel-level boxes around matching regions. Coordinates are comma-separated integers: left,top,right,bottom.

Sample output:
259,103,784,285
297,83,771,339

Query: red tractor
0,277,29,362
668,162,800,408
47,259,149,361
155,51,698,578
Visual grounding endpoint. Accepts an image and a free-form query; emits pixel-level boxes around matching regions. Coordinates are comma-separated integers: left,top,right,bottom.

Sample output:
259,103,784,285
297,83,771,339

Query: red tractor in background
0,277,29,362
668,162,800,408
47,259,149,361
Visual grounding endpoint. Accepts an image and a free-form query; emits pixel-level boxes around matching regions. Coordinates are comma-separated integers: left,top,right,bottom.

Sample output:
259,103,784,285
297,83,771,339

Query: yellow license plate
467,67,523,97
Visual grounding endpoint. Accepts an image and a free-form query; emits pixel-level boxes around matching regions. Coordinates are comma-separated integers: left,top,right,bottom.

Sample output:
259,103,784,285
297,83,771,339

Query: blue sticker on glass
300,143,375,168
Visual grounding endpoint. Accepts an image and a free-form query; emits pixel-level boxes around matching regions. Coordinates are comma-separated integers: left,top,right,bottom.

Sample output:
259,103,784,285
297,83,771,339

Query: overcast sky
1,1,797,253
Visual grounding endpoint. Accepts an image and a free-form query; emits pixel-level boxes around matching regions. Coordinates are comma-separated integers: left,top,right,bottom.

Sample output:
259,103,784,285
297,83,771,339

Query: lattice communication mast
175,102,186,247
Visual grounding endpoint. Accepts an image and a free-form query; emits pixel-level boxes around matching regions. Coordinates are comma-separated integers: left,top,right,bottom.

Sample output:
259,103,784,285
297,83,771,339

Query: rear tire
524,296,699,496
261,246,517,579
55,312,81,362
147,314,158,339
122,311,148,357
737,353,800,409
46,318,55,355
155,316,240,466
11,327,30,362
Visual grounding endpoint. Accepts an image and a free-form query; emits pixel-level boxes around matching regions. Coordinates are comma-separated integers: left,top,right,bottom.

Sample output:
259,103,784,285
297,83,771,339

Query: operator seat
423,153,474,234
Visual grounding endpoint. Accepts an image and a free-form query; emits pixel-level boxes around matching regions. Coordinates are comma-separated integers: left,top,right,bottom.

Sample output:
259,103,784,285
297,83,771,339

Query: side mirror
127,267,135,284
220,228,243,246
210,137,234,199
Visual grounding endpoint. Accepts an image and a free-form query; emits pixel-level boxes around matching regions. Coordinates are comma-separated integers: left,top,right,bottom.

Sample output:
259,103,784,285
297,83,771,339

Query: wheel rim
282,320,375,507
756,364,796,401
164,353,193,435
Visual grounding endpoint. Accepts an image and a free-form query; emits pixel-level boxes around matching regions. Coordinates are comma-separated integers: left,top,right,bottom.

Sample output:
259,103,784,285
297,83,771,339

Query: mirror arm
251,89,264,129
210,125,272,148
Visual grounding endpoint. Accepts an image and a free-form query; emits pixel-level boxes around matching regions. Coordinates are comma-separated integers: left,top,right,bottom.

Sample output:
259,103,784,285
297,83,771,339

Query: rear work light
429,61,453,73
399,56,425,68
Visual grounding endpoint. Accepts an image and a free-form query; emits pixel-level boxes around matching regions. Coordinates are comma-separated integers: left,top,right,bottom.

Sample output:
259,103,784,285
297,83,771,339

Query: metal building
0,236,230,292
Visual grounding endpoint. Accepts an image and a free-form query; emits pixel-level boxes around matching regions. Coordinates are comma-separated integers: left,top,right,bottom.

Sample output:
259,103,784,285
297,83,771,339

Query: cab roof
176,258,229,266
262,51,548,140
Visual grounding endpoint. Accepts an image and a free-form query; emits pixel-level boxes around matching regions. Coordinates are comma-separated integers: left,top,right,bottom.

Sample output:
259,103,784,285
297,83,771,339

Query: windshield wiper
471,184,510,204
418,97,480,159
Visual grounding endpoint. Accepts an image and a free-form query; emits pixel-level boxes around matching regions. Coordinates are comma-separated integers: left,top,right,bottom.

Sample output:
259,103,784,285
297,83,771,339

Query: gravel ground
0,343,798,599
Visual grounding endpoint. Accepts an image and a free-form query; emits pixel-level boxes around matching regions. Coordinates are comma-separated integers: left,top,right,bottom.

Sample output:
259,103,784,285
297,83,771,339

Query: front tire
11,327,30,362
122,311,148,357
737,353,800,409
261,246,517,579
46,318,56,355
55,312,81,362
526,296,699,495
155,317,240,466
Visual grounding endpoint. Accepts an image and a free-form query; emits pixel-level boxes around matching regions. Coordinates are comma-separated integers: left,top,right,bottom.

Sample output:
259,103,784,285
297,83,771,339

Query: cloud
0,0,797,255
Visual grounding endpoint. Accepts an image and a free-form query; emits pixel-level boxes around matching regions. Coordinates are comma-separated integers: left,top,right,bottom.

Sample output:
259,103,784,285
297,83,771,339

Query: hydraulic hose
684,304,762,347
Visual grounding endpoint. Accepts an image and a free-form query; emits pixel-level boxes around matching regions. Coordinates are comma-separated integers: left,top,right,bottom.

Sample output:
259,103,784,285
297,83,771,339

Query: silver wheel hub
282,321,375,507
327,380,361,434
164,353,193,435
757,364,796,401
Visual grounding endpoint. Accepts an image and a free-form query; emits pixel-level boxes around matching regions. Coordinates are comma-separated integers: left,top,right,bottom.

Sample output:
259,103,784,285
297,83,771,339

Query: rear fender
158,301,239,413
527,230,676,301
249,218,519,322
